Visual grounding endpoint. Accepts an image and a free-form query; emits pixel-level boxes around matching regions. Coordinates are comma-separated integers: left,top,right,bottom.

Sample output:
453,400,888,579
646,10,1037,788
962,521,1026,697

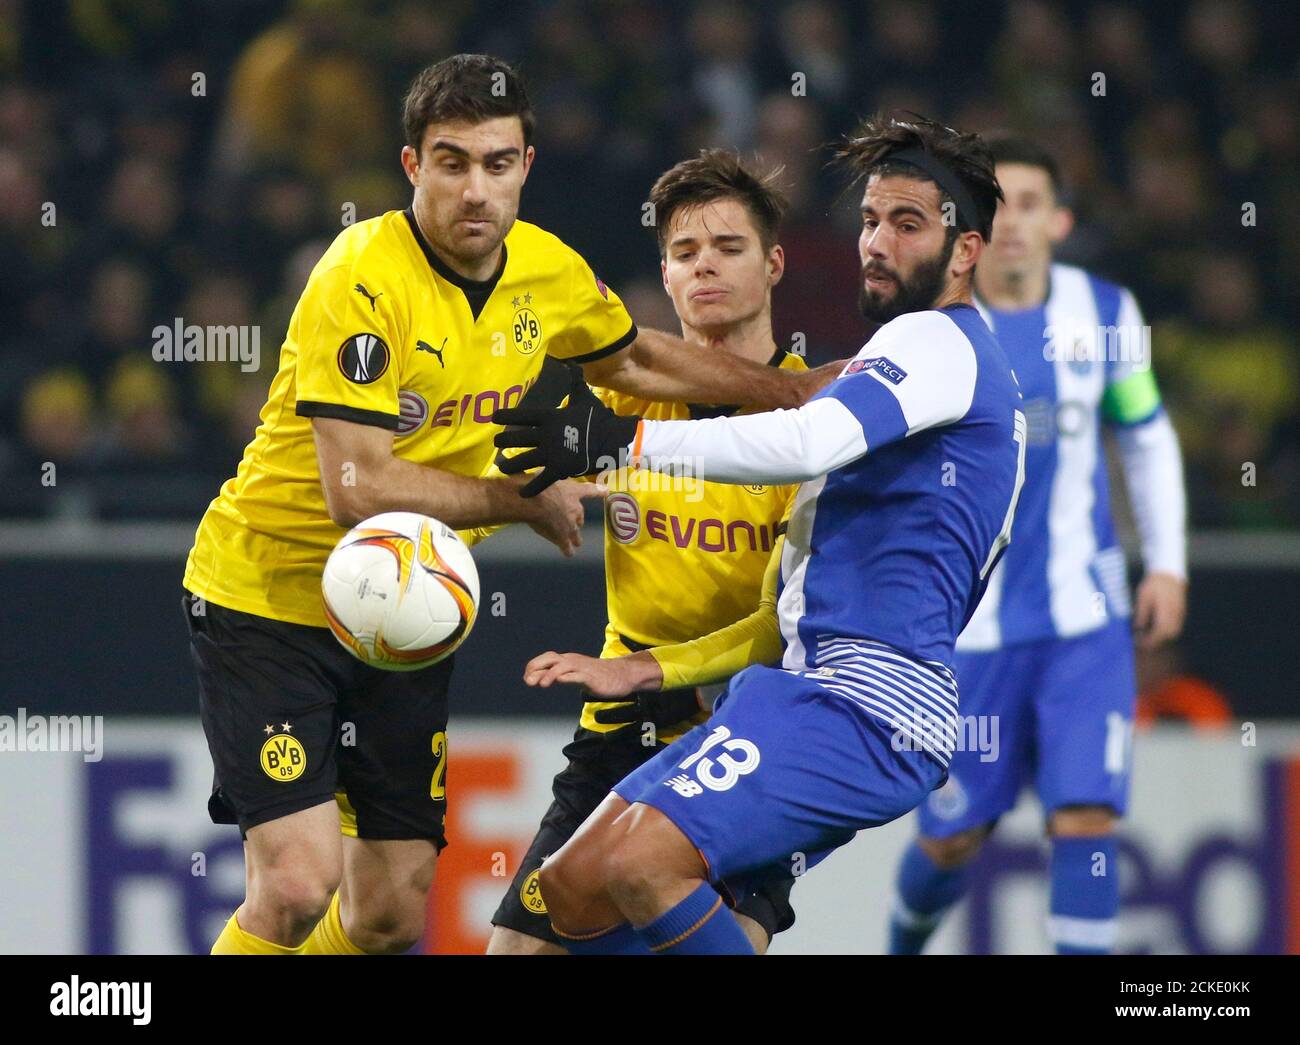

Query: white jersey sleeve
1115,410,1188,579
634,310,979,485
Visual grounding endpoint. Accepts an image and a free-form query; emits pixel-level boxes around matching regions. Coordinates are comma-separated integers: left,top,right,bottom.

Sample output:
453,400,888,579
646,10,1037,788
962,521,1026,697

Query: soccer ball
322,512,480,671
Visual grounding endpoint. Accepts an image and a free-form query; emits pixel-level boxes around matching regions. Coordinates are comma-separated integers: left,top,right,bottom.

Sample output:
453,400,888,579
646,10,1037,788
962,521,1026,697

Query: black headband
884,146,986,237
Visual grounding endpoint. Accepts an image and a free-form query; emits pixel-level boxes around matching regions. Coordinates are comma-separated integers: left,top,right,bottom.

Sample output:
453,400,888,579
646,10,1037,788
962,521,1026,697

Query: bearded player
181,54,830,957
885,134,1187,956
487,151,806,954
493,116,1025,954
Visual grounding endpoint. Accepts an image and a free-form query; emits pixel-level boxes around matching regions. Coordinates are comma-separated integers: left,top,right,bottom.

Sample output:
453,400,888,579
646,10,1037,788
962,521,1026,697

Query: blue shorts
918,618,1136,838
613,663,946,901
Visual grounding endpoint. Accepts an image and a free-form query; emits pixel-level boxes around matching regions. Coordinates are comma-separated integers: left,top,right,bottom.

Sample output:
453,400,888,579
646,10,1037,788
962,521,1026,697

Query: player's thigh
492,727,664,944
183,592,350,838
1034,620,1136,819
619,665,946,891
339,834,437,926
538,790,637,911
335,653,456,846
918,644,1038,841
244,799,344,905
486,925,566,955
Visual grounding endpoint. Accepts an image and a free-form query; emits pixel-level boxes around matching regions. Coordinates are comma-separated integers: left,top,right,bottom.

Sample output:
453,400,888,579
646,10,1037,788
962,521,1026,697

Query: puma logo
354,283,382,312
416,337,447,368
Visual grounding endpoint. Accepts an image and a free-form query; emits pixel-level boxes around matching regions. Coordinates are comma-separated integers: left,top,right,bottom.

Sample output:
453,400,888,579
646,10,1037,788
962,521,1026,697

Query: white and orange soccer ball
322,512,480,671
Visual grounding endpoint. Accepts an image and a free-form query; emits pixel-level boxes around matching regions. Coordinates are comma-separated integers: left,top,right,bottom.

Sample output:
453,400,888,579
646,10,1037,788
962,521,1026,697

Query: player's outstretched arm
493,366,871,494
311,416,604,556
648,534,785,689
523,535,785,697
583,328,841,409
497,314,982,495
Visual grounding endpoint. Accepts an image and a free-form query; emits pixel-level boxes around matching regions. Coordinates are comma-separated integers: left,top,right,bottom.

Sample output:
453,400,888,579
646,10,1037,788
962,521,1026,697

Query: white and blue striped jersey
633,303,1026,765
958,263,1164,651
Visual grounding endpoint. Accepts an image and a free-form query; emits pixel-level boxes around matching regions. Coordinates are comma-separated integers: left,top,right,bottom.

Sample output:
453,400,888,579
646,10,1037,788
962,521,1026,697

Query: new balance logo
563,424,579,453
665,774,704,797
354,283,383,312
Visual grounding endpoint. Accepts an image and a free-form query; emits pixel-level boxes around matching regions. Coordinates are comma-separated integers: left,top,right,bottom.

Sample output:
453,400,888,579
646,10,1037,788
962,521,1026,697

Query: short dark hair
648,149,788,255
837,114,1003,242
402,54,535,153
983,132,1062,196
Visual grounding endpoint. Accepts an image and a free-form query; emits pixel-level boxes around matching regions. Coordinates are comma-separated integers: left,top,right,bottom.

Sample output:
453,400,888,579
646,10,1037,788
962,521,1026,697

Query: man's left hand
1133,571,1187,649
493,366,640,496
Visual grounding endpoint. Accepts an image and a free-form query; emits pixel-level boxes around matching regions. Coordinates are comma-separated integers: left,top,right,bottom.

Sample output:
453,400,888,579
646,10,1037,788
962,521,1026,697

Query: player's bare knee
919,827,987,869
603,841,660,911
347,914,424,955
1049,805,1116,837
248,868,336,933
536,850,591,926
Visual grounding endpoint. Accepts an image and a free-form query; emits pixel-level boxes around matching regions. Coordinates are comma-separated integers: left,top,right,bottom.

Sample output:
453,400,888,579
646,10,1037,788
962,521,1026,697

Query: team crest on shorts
519,868,547,914
260,725,307,782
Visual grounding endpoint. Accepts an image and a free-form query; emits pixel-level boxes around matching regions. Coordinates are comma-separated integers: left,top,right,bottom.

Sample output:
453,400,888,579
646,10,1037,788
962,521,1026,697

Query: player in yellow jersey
487,151,806,955
181,55,835,957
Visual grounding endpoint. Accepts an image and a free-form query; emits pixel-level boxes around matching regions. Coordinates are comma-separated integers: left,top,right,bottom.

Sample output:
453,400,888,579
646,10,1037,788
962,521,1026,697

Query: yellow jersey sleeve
543,249,637,365
649,534,785,689
294,262,406,430
457,523,501,549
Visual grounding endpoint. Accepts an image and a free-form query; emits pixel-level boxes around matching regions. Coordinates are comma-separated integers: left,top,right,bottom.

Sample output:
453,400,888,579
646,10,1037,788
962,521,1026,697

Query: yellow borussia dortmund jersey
582,349,806,735
184,208,635,626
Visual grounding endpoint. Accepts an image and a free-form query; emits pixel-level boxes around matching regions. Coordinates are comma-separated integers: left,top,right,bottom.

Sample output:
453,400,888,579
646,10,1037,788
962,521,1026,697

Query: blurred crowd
0,0,1296,525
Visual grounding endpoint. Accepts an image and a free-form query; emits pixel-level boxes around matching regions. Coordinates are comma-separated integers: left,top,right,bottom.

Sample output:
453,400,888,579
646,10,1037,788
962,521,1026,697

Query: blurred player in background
487,151,806,954
493,116,1025,954
886,135,1188,956
181,53,830,957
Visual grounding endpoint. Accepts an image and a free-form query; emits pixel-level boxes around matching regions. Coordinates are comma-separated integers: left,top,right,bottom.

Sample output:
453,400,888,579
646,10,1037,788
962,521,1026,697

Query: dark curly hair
837,114,1003,242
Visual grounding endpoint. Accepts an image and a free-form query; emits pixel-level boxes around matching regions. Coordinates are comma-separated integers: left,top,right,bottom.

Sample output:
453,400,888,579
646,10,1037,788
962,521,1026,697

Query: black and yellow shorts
181,591,451,847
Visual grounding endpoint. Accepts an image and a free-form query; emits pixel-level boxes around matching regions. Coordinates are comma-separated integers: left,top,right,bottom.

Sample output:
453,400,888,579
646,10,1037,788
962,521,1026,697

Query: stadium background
1,0,1297,953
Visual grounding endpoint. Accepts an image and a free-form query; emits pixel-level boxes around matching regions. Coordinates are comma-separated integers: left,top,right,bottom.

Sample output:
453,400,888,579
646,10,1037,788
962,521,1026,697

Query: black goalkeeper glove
492,366,640,497
493,356,574,471
592,687,706,729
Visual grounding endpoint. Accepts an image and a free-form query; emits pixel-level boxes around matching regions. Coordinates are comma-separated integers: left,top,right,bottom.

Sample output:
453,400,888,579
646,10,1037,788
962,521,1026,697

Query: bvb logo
742,483,767,495
512,307,543,356
260,734,307,782
519,868,548,914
